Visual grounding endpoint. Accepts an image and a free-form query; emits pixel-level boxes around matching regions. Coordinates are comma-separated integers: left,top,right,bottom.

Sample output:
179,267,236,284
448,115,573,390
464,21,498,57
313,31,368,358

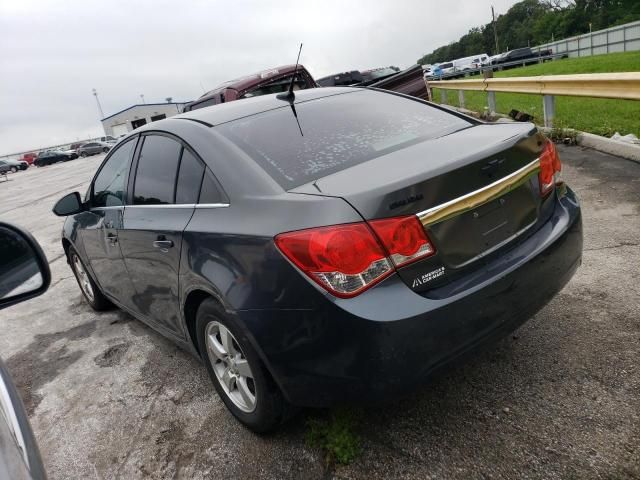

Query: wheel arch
183,288,215,356
61,237,72,263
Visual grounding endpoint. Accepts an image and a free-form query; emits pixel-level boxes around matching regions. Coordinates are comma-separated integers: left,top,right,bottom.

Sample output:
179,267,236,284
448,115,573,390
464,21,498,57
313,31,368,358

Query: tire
196,299,289,433
68,248,112,311
80,152,88,158
10,167,17,173
102,147,109,153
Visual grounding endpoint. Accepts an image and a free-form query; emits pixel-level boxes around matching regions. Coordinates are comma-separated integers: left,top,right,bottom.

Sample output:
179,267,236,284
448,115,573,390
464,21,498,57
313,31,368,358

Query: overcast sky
0,0,520,155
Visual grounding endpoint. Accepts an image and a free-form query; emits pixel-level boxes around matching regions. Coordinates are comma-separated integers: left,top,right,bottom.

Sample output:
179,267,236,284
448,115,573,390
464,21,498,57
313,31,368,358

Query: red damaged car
184,62,429,113
183,65,318,112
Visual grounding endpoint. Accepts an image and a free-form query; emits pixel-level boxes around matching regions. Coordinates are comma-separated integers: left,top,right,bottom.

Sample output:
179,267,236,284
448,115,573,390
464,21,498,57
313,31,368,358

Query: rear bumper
238,187,582,407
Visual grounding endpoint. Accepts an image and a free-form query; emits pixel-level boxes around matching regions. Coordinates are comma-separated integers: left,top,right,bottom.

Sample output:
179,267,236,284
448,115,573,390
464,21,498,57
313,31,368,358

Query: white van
452,53,489,71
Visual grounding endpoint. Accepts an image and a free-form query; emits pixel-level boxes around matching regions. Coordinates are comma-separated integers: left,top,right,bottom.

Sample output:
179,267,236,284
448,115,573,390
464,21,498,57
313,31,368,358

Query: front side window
133,135,181,205
92,138,136,207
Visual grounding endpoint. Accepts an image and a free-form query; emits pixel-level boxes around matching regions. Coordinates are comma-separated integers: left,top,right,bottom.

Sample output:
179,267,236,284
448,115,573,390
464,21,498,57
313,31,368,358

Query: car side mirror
0,222,51,310
53,192,83,216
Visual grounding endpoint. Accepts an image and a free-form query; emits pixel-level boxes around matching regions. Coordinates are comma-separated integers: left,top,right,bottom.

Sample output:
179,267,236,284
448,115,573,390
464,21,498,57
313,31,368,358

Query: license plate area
427,184,538,268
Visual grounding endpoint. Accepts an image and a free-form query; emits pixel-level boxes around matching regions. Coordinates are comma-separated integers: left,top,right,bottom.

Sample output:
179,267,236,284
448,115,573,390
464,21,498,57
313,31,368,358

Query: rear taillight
539,139,562,196
368,216,434,267
275,216,435,298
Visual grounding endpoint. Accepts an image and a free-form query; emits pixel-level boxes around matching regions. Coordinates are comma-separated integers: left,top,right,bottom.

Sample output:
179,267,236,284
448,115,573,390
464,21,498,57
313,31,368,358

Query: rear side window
175,149,205,204
199,169,225,204
215,89,471,189
133,135,182,205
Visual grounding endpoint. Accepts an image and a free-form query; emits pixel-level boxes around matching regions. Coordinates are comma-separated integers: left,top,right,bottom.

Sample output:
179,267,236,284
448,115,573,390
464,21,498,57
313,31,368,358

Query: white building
101,102,189,137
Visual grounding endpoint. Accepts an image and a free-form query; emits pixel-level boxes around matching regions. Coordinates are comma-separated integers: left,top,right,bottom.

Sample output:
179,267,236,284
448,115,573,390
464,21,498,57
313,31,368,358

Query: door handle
153,240,174,249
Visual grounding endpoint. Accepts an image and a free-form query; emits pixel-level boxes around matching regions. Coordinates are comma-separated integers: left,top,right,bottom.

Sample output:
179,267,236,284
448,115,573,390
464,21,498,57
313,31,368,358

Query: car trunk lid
290,122,548,292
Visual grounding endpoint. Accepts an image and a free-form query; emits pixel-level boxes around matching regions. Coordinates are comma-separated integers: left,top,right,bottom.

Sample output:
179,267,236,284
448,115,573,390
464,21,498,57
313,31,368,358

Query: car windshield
216,90,471,189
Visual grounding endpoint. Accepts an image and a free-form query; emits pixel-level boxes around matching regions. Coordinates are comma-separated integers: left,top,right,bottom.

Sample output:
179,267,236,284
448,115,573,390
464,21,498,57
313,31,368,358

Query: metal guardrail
426,72,640,128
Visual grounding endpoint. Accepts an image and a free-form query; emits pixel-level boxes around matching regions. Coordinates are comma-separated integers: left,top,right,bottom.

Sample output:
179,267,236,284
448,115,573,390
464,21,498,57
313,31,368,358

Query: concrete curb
575,131,640,163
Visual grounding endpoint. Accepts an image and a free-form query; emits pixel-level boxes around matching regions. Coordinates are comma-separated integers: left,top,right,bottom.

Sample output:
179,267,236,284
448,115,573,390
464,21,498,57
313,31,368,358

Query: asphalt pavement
0,146,638,479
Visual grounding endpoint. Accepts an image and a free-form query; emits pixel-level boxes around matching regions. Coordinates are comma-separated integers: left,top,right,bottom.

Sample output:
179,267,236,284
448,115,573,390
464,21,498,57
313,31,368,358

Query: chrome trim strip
194,203,230,209
91,203,230,211
417,157,541,227
90,206,124,211
125,204,196,209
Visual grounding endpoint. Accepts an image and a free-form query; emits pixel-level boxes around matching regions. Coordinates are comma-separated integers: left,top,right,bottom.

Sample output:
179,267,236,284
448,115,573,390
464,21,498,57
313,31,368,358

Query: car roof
175,87,360,127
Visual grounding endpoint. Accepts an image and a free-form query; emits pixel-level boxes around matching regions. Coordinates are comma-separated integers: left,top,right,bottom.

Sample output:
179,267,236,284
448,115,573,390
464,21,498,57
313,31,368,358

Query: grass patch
431,51,640,137
306,409,361,465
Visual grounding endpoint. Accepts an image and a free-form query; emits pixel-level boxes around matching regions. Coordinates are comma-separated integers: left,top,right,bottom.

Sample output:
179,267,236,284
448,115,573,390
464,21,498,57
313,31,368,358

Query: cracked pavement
0,145,638,479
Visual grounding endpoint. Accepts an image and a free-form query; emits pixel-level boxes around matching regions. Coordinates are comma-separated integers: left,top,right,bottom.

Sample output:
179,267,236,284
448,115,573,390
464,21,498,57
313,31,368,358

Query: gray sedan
77,142,111,158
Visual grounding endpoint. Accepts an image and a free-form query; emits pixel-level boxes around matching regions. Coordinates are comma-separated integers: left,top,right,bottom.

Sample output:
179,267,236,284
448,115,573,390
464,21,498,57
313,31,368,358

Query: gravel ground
0,146,638,479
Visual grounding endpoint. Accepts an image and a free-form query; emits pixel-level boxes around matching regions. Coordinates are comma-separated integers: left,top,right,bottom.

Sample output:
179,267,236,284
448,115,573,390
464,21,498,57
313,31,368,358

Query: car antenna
277,43,303,102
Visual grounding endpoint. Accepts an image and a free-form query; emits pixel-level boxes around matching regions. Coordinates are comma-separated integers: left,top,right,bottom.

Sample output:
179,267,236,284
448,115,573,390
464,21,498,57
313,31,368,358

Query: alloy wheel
205,321,256,413
72,254,94,302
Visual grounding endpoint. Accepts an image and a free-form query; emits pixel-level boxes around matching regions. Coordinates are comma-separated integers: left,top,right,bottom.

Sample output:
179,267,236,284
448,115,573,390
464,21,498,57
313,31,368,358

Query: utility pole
92,88,104,119
140,94,146,104
491,6,500,54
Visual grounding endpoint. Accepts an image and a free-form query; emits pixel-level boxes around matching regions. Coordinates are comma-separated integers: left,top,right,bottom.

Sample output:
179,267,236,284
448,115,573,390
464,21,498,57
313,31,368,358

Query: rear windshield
215,89,471,189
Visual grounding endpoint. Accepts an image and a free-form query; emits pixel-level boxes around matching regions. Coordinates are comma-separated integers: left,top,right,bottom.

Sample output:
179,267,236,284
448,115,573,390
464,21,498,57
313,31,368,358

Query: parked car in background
452,53,489,72
359,66,400,85
492,47,538,66
316,70,364,87
97,136,118,144
34,151,73,167
482,54,501,67
438,62,455,75
56,148,79,160
425,64,442,77
183,64,318,112
369,64,429,99
0,161,13,175
317,66,400,87
0,159,28,173
69,143,85,152
77,142,111,157
20,153,38,165
53,86,580,432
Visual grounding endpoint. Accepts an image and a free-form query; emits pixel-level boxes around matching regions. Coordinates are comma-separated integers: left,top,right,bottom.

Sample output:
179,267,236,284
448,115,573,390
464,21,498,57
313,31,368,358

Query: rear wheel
102,147,109,153
69,248,112,311
80,152,88,158
196,299,289,433
10,166,17,173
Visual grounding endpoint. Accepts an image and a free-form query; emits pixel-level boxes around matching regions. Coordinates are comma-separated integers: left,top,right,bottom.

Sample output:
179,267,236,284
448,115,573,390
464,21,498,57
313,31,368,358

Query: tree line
417,0,640,65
